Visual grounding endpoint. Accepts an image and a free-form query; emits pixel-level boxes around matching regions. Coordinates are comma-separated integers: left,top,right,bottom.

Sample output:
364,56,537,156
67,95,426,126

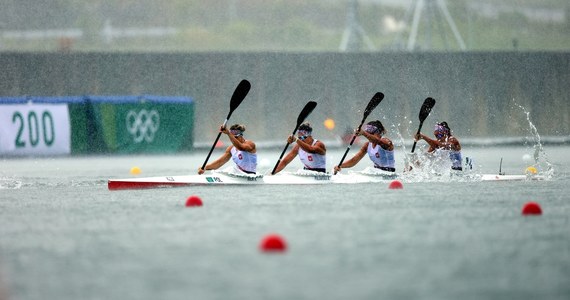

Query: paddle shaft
201,118,230,170
334,92,384,174
335,120,365,173
271,101,317,175
410,122,424,153
271,131,295,175
200,80,250,171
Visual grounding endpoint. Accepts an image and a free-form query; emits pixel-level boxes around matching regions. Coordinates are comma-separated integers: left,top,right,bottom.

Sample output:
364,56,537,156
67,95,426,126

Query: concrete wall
1,52,568,144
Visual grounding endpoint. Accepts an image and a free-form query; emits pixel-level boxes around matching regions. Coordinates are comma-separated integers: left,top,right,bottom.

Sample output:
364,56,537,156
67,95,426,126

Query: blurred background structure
1,0,569,150
1,0,568,52
391,0,466,51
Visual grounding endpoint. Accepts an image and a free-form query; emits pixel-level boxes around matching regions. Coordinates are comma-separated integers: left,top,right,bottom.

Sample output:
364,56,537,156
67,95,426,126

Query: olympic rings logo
126,109,160,143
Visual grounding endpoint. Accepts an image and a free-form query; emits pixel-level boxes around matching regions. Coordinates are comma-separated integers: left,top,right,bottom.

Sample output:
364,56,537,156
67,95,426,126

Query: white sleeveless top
449,150,463,170
230,147,257,173
298,140,326,170
431,148,463,171
367,143,395,169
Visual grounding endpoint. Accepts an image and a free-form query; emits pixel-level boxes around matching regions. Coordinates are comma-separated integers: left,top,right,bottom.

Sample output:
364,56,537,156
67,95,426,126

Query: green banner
1,95,194,155
90,97,194,154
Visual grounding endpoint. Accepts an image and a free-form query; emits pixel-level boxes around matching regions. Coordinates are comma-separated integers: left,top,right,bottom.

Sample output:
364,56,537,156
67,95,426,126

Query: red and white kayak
108,173,263,190
108,171,335,190
107,168,544,190
107,169,395,190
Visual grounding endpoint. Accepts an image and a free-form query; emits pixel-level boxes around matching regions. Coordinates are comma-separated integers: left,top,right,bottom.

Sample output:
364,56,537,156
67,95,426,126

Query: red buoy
185,195,203,207
522,202,542,215
388,180,403,189
259,234,287,252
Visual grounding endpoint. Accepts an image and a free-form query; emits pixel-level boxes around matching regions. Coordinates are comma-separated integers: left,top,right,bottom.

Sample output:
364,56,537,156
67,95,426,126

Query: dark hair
367,120,386,134
298,122,312,132
230,124,246,132
437,121,450,131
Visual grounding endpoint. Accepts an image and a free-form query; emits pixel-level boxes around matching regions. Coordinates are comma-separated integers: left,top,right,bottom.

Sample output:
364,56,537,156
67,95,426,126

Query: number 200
12,111,55,148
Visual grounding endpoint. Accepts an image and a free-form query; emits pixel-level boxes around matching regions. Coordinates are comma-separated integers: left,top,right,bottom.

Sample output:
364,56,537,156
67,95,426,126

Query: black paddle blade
410,97,436,154
295,101,318,130
229,79,251,115
363,92,384,118
419,97,436,122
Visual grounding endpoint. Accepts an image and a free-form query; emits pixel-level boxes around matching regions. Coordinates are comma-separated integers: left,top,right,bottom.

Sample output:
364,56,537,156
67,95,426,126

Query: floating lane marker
522,201,542,215
388,180,403,189
185,195,203,207
130,166,142,175
259,234,287,253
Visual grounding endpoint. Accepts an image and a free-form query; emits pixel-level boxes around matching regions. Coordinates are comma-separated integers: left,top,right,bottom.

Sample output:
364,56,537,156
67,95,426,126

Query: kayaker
273,122,327,174
334,120,395,174
414,121,463,170
198,124,257,175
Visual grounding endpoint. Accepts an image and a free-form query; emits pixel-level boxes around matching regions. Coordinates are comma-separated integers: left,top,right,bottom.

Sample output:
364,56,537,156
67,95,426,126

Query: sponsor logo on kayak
313,175,331,181
206,177,223,183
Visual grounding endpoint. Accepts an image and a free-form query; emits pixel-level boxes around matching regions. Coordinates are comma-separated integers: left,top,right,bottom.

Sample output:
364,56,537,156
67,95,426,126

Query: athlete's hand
220,126,229,135
333,165,341,173
287,135,297,144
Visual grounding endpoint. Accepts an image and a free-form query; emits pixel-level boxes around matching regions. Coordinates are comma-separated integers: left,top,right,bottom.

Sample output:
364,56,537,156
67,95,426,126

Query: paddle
271,101,318,175
200,79,251,171
334,92,384,174
410,97,436,153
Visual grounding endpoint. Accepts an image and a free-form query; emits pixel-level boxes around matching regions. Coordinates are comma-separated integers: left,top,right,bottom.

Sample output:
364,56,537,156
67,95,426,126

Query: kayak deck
107,170,545,190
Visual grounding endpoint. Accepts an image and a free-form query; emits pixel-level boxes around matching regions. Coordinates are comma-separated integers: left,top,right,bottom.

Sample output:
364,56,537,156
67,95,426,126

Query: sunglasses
230,129,243,137
364,124,379,134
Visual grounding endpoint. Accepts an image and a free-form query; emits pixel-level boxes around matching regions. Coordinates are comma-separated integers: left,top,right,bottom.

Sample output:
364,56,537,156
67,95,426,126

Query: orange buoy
130,166,141,175
525,166,537,175
324,118,335,130
259,234,287,252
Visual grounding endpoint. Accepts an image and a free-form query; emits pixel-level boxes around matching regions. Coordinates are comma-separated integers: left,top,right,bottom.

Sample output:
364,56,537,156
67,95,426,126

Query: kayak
107,169,393,190
107,168,544,190
479,174,545,181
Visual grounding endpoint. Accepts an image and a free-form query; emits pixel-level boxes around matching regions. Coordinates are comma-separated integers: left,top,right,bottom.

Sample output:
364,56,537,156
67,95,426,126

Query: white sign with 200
0,104,71,155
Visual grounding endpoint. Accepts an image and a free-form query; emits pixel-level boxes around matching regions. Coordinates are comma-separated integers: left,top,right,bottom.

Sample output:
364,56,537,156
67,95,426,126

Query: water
1,143,569,300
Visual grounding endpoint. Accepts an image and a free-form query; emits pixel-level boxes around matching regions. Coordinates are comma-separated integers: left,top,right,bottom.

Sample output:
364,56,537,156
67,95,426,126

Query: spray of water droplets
512,99,554,178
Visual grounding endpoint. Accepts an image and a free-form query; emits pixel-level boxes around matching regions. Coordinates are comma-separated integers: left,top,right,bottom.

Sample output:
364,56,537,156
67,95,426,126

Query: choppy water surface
0,145,569,300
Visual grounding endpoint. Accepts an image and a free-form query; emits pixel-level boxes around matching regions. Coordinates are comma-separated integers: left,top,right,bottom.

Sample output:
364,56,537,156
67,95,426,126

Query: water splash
0,177,23,189
512,100,554,178
393,117,413,169
391,114,485,182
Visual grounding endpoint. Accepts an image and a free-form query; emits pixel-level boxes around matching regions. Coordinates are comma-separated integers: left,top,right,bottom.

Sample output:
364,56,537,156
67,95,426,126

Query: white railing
2,29,83,40
101,20,178,44
1,20,178,43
